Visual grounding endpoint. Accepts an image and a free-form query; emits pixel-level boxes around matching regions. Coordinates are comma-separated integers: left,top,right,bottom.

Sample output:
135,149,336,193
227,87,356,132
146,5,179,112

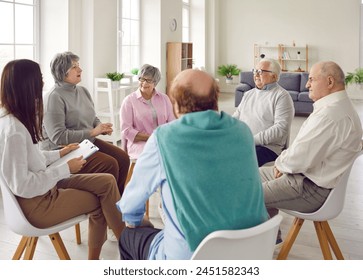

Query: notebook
49,139,99,168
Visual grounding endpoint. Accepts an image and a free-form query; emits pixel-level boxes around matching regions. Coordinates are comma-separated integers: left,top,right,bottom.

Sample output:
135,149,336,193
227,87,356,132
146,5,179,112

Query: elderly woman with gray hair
41,51,130,202
120,64,175,184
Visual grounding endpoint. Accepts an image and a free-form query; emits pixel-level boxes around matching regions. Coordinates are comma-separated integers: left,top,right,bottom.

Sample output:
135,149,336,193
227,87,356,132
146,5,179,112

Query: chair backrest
191,215,283,260
0,179,87,237
282,150,363,221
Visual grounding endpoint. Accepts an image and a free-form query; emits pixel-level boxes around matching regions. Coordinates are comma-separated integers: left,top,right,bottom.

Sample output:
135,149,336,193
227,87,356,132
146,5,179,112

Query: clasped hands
91,123,113,137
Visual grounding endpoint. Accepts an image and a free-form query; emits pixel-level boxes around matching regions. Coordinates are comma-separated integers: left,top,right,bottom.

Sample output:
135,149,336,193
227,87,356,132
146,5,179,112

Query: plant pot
111,81,120,89
226,78,233,84
346,83,363,100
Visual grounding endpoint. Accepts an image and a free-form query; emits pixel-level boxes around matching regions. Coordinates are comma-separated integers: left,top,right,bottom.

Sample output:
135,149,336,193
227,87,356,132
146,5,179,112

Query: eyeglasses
138,77,154,84
252,69,273,75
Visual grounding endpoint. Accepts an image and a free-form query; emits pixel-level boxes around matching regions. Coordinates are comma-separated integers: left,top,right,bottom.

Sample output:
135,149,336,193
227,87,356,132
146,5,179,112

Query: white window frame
182,0,190,42
117,0,140,74
0,0,39,73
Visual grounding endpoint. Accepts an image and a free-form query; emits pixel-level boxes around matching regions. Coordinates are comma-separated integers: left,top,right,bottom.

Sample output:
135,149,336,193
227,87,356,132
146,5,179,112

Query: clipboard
49,139,99,168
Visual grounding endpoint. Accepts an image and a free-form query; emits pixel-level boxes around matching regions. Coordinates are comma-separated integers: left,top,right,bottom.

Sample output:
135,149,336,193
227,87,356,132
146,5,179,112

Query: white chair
191,215,283,260
277,150,363,260
0,183,88,260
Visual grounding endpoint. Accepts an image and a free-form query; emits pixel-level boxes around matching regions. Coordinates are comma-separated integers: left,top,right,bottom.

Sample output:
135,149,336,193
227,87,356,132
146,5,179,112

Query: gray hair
50,51,79,83
138,64,161,85
260,58,281,80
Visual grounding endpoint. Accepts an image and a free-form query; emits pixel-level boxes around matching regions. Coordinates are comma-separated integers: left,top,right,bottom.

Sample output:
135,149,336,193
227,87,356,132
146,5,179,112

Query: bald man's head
169,69,219,116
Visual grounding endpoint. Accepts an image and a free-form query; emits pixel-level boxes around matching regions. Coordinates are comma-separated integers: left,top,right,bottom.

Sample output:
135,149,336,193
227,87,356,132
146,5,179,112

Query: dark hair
169,74,219,114
0,59,44,143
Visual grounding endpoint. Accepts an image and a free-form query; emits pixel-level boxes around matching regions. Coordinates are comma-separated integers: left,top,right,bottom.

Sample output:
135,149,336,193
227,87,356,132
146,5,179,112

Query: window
182,0,190,42
118,0,140,73
0,0,39,74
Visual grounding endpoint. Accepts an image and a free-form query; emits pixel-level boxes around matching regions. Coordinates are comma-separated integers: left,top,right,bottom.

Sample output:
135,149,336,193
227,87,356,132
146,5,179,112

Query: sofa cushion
298,91,313,102
235,84,252,93
300,72,309,92
278,73,301,91
288,91,299,101
239,71,255,88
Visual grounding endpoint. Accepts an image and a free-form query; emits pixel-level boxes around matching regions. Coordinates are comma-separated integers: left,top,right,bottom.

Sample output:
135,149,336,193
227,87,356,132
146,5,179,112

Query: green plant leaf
217,64,241,78
106,72,124,81
345,68,363,85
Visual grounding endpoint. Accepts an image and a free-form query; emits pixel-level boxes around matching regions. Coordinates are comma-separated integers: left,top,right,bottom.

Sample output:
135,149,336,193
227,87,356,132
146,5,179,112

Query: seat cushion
288,91,299,101
298,91,313,102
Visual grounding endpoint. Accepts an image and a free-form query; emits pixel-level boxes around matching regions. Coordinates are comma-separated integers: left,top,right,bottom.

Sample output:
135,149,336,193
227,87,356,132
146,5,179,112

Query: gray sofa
235,71,313,115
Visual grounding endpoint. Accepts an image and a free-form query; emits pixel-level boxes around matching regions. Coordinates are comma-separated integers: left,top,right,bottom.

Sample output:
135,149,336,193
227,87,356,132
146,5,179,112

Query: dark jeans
256,145,278,167
119,227,161,260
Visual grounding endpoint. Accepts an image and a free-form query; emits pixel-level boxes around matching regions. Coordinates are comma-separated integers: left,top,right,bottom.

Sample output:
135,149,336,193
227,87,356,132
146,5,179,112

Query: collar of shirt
256,82,278,91
313,90,348,111
136,88,160,101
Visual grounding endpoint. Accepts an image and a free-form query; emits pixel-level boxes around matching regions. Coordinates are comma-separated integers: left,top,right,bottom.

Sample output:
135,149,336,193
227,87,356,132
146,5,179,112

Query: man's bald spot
174,69,214,97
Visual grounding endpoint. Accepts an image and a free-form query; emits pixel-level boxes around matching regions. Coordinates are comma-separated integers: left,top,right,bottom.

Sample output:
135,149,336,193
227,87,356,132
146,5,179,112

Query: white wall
216,0,361,75
40,0,68,92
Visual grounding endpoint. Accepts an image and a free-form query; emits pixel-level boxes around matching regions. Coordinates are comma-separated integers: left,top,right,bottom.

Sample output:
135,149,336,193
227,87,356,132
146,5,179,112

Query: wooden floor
1,92,363,260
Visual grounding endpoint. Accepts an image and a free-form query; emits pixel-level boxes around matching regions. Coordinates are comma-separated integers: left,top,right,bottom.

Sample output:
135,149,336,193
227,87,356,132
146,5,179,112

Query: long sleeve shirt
41,82,101,150
276,91,362,188
117,111,268,259
232,83,295,155
120,89,175,159
0,108,70,198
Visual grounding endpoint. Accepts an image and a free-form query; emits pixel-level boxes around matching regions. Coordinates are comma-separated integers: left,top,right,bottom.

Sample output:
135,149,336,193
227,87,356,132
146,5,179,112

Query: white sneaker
107,228,118,242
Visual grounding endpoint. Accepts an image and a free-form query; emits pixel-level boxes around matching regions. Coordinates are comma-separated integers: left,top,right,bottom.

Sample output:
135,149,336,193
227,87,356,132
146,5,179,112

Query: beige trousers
17,173,124,249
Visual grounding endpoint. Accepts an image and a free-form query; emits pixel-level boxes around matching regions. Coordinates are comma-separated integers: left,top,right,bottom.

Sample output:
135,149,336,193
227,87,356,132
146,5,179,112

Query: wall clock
169,18,177,32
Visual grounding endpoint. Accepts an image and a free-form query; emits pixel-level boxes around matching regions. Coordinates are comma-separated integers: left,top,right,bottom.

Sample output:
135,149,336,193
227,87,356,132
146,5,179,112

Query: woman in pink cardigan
120,64,175,168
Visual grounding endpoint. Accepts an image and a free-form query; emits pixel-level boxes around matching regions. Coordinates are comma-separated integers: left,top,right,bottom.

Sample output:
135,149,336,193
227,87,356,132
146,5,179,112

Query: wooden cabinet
254,43,309,72
166,42,193,93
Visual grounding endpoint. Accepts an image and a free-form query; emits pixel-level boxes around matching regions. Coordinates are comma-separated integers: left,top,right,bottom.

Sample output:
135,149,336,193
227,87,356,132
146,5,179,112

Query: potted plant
130,68,139,75
345,68,363,86
217,64,241,84
106,72,124,89
345,68,363,100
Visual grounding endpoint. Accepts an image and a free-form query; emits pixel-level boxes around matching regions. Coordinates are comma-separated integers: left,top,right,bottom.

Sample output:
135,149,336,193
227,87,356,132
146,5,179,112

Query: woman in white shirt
0,59,124,260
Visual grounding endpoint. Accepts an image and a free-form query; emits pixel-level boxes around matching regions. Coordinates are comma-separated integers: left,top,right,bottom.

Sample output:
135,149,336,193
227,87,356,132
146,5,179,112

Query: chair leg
23,237,38,260
321,221,344,260
277,218,304,260
314,221,333,260
75,223,81,245
12,236,29,260
49,233,70,260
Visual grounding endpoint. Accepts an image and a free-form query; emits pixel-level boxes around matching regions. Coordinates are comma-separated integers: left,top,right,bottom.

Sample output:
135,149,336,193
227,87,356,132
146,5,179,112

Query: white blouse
0,108,70,198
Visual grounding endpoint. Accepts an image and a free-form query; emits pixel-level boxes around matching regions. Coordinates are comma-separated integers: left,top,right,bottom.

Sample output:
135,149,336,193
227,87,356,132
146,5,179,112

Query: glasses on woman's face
138,77,154,84
252,69,273,75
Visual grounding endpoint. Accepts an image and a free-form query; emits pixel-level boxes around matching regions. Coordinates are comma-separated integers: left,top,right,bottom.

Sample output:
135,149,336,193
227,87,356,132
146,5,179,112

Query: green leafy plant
131,68,139,75
345,68,363,85
217,64,241,79
106,72,124,81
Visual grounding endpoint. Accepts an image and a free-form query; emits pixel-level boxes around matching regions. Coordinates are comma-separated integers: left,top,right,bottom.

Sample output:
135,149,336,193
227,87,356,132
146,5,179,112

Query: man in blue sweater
117,69,268,260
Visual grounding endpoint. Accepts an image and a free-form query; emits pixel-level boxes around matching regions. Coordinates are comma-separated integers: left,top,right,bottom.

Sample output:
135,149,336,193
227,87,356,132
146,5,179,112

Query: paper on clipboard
49,139,99,168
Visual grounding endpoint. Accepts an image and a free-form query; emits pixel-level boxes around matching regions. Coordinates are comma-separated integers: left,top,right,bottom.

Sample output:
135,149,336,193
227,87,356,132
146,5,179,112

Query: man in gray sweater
232,58,294,166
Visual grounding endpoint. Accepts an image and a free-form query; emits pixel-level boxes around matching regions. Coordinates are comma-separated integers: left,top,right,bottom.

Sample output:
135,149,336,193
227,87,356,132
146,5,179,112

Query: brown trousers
17,173,124,249
78,138,130,196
